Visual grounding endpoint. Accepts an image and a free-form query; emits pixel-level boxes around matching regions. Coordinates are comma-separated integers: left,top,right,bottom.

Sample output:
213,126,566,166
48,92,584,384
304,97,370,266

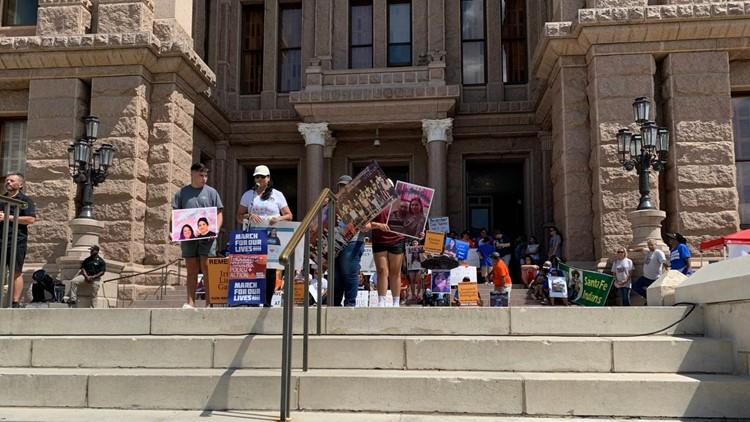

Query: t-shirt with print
240,189,288,220
611,258,634,288
643,249,667,280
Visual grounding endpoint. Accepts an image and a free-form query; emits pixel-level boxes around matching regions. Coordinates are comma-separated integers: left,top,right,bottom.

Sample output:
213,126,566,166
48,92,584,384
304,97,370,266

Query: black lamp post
67,116,115,219
617,97,669,210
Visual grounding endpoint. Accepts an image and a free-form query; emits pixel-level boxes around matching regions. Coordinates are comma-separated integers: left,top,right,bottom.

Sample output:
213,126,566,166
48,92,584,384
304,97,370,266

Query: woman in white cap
236,165,293,306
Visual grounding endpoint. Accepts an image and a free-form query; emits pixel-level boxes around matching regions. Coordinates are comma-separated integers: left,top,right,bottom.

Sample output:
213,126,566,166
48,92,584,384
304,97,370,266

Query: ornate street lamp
617,97,669,210
67,116,115,219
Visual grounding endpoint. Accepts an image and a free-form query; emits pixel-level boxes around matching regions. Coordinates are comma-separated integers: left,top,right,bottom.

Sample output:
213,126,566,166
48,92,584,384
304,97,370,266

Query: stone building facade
0,0,745,277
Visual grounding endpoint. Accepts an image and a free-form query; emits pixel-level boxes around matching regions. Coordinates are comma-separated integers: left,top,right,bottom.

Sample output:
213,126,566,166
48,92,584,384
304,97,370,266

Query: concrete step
0,335,733,374
0,306,703,336
1,368,748,417
0,408,692,422
126,299,207,308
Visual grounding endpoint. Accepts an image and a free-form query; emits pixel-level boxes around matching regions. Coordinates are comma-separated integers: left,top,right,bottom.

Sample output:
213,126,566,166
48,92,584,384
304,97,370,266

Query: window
278,3,302,93
350,1,373,69
241,5,264,95
501,0,527,84
461,0,486,85
387,1,411,67
1,120,27,176
2,0,37,26
733,97,750,226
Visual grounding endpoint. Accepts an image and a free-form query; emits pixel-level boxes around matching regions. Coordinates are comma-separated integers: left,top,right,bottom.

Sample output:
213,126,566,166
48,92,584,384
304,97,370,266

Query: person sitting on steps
68,245,107,308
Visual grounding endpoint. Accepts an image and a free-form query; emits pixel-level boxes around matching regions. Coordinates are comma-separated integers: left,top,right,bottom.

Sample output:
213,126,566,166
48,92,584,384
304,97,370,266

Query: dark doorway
465,161,525,240
244,166,299,218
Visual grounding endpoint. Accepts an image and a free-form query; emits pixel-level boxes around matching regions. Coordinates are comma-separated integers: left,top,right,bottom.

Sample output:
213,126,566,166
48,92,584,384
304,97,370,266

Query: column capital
421,118,453,143
298,122,330,147
324,136,338,158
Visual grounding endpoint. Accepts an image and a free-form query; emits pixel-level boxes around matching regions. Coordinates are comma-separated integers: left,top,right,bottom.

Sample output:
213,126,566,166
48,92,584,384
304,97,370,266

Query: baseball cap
490,252,501,259
337,175,352,185
253,165,270,177
542,260,552,269
89,245,100,251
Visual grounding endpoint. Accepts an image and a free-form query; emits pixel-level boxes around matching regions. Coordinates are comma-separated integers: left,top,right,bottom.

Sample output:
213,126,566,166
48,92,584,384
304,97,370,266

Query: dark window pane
501,0,527,84
280,49,301,92
388,3,410,43
734,97,750,160
2,0,37,26
388,45,411,67
351,4,373,45
0,120,27,175
461,0,484,40
279,4,302,92
462,41,485,84
280,7,302,49
241,5,264,94
351,46,373,69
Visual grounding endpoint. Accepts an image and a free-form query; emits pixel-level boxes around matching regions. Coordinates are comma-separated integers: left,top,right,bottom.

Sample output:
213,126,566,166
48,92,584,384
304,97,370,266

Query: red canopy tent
700,229,750,250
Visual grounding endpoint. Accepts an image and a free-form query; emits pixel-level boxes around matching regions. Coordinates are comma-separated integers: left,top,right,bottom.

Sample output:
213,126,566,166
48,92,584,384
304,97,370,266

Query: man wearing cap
68,245,107,308
172,163,224,308
333,175,366,306
489,251,512,306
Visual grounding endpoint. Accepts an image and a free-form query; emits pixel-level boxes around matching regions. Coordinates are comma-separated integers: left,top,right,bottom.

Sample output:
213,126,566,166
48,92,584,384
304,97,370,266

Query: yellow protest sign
206,258,229,305
424,230,446,254
457,282,479,306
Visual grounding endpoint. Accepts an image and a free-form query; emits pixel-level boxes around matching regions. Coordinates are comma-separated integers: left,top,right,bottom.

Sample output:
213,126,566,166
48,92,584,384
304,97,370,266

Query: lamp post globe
68,116,115,219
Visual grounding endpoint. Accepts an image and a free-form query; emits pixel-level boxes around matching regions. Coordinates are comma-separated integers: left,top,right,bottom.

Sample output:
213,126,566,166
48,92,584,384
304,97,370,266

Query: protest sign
355,290,370,307
444,237,470,260
271,291,283,307
405,245,424,271
424,231,445,254
206,257,229,305
171,207,218,242
428,217,449,233
457,282,479,306
228,230,267,306
432,270,451,293
369,290,393,307
386,181,434,238
310,161,396,265
450,265,477,285
244,221,303,269
548,276,568,298
360,245,376,274
558,262,613,306
294,281,306,304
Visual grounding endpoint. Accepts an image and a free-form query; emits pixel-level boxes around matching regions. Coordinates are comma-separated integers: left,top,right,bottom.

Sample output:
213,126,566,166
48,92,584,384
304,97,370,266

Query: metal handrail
0,195,29,308
277,188,337,422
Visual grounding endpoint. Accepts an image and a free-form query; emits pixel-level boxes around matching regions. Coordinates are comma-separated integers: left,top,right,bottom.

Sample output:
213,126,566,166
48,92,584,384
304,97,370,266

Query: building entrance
465,161,525,241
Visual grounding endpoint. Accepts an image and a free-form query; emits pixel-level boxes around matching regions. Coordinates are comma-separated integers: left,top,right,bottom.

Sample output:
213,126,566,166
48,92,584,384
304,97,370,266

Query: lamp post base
627,208,669,255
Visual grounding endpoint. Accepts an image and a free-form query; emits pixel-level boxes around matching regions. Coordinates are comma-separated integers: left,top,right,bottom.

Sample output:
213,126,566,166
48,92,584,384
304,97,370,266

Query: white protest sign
360,245,376,274
450,265,477,286
428,216,449,233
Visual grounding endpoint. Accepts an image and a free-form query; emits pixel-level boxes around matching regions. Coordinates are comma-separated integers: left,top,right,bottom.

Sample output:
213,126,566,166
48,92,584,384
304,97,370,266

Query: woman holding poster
370,205,406,307
236,165,293,306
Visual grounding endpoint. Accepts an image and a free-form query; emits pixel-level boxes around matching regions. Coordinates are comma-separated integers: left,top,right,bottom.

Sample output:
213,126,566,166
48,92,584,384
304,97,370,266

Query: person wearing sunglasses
611,248,634,306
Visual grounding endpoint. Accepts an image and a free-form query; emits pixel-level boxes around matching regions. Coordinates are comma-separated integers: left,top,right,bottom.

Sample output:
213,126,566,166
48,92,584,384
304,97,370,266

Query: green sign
558,262,613,307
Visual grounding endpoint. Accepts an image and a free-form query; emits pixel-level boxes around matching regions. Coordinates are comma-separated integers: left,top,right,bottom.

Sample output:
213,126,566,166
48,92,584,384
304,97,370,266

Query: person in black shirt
68,245,107,308
0,173,37,308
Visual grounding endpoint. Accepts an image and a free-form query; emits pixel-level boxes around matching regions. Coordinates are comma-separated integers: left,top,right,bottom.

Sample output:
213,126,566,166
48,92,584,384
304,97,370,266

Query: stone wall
587,54,656,258
661,52,740,251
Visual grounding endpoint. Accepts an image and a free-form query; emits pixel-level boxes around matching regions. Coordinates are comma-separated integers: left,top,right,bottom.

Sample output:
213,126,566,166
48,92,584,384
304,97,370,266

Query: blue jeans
333,241,364,307
632,275,655,299
617,287,631,306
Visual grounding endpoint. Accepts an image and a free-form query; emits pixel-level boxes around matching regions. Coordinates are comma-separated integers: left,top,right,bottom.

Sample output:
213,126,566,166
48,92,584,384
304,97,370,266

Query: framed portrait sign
171,207,219,242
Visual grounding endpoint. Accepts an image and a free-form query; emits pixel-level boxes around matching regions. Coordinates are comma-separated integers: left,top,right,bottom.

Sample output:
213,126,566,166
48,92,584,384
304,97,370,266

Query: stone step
0,306,704,336
0,335,733,374
1,368,748,418
126,300,207,308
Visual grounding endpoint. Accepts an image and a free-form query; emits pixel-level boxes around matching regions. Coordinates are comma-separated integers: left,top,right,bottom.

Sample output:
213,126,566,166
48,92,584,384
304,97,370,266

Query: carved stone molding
298,122,330,147
421,118,453,143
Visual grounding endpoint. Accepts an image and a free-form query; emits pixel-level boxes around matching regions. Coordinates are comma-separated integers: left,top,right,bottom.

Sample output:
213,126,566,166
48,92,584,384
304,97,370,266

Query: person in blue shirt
476,237,495,284
666,232,692,275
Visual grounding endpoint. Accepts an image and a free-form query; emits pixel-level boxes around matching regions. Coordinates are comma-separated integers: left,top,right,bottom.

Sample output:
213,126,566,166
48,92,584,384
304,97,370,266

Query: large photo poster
385,181,434,238
171,207,219,242
247,221,303,270
309,161,396,264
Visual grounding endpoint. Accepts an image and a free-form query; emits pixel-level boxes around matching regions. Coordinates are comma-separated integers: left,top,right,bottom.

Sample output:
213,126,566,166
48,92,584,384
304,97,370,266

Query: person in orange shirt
490,252,512,307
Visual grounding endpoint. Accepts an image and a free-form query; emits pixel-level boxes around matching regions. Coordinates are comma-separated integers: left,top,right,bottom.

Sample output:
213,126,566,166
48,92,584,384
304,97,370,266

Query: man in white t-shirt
632,239,668,300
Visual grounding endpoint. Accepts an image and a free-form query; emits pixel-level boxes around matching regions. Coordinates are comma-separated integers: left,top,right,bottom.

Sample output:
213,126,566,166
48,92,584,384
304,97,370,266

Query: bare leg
387,252,403,300
374,251,389,297
12,272,23,303
185,257,200,307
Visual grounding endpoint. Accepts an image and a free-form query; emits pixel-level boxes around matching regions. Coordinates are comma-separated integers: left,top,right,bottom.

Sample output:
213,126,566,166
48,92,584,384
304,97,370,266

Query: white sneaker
182,303,195,309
